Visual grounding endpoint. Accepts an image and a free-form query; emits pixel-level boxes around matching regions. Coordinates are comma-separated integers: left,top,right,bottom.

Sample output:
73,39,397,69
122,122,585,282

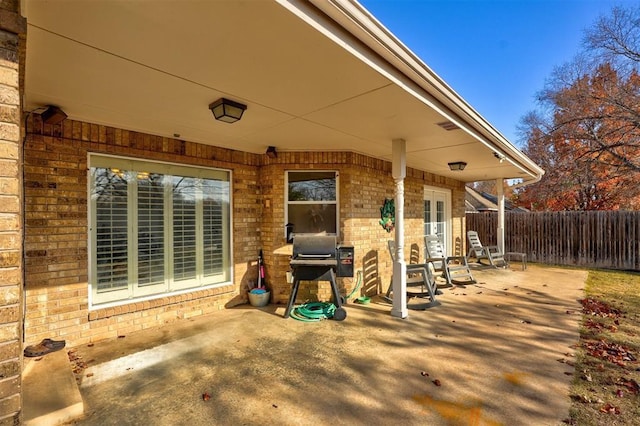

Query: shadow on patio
30,264,587,426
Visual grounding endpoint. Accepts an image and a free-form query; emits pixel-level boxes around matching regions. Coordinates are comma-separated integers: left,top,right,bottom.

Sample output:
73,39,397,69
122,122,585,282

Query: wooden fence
466,211,640,271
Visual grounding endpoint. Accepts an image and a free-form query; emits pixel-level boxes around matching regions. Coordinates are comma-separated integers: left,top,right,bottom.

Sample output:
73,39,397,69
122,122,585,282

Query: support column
0,3,26,424
391,139,407,318
496,178,505,253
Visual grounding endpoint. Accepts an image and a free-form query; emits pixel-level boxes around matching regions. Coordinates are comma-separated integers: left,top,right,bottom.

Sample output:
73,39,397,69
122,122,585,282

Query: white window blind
89,155,231,307
137,173,165,287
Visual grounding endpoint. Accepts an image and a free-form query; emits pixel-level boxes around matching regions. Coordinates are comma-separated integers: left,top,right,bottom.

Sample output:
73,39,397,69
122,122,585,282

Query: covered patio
24,265,587,425
8,1,547,422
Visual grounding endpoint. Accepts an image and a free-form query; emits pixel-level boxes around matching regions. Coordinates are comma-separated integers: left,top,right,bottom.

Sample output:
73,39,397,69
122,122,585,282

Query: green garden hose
345,270,363,300
291,270,362,322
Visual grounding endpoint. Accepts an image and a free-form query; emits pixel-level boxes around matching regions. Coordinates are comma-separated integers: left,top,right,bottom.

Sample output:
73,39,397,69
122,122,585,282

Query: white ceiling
22,0,541,183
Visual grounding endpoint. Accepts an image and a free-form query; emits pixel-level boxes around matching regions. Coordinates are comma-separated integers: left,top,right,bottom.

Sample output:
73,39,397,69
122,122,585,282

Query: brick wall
23,116,262,346
259,153,465,305
23,114,466,347
0,0,24,423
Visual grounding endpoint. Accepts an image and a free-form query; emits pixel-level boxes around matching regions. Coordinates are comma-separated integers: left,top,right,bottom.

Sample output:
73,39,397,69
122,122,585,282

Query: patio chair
466,230,507,268
384,240,440,310
424,235,476,285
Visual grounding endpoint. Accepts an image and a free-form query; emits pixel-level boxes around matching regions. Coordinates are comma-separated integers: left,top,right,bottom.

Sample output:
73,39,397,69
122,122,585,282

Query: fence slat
466,211,640,271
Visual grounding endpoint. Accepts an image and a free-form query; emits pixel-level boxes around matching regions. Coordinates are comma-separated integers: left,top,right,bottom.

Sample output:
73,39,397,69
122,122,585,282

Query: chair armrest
445,255,467,262
407,263,430,271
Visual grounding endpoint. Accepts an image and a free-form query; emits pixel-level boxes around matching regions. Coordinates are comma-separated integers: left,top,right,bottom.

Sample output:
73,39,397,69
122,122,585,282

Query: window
286,171,338,237
89,155,231,307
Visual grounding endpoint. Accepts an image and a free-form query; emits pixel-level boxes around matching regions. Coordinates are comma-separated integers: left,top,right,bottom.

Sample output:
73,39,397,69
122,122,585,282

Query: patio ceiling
21,0,543,183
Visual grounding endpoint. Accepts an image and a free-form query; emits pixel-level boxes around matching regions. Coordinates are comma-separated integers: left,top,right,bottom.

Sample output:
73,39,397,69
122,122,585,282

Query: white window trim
285,170,340,240
423,185,452,255
87,153,233,310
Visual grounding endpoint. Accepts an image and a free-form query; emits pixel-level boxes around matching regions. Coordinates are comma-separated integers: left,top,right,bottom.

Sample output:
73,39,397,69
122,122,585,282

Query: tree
515,5,640,211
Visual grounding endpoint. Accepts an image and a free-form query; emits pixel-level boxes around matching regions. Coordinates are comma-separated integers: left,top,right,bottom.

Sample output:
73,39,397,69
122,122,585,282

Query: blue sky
359,0,630,147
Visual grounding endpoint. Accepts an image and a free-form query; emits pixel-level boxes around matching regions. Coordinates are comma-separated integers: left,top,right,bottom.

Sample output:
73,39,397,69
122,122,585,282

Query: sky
359,0,632,147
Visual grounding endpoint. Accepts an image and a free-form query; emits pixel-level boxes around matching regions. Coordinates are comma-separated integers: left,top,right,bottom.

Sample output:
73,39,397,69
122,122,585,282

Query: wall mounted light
266,146,277,158
41,105,68,125
209,98,247,123
448,161,467,171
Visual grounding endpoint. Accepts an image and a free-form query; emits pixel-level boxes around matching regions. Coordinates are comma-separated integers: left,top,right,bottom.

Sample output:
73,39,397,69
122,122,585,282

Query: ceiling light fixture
209,98,247,123
41,105,68,125
448,161,467,171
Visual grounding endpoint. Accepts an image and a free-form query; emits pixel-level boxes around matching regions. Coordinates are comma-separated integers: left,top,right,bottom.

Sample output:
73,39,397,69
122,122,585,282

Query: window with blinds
89,155,231,307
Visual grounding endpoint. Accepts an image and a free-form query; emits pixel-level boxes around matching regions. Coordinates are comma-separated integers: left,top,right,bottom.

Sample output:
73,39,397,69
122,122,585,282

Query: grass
566,269,640,425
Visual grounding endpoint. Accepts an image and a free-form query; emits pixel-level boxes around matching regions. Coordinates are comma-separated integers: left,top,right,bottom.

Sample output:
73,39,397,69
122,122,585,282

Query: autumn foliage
514,6,640,211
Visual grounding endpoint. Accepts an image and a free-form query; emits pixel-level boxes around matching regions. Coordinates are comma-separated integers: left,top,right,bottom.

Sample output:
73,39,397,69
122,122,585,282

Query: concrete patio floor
27,264,587,425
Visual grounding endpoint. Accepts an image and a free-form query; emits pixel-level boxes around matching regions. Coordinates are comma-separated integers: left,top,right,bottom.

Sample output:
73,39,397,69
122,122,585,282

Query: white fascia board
278,0,544,181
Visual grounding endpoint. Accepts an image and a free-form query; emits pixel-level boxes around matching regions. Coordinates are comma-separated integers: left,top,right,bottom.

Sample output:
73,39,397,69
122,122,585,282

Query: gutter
510,173,543,189
284,0,544,182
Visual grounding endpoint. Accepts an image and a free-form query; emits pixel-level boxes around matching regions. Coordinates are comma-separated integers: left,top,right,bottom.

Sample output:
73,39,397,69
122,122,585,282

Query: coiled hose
291,270,363,322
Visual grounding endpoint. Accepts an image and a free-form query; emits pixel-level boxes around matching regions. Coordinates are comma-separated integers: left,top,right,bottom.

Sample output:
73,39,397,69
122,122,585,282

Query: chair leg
383,277,393,302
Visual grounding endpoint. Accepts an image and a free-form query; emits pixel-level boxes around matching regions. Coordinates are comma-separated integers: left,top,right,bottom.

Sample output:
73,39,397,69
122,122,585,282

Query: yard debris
585,318,618,333
557,358,575,366
432,379,442,386
615,377,639,395
583,340,637,367
580,298,623,318
202,392,211,401
68,348,89,385
598,403,620,414
420,371,429,377
571,394,598,404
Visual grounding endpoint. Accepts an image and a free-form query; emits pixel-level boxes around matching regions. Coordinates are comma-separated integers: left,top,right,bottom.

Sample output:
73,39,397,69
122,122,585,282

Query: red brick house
0,1,543,421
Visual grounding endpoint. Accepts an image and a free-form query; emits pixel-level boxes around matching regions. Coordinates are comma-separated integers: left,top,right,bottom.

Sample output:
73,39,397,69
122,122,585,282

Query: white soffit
22,0,542,183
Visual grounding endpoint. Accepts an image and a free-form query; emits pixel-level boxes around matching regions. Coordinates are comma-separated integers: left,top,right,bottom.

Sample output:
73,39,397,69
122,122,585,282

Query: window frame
285,170,339,239
88,153,233,310
423,186,452,254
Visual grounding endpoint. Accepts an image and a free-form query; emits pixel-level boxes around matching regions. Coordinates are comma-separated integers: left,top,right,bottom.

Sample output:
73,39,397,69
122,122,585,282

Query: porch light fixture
266,146,277,158
448,161,467,171
209,98,247,123
41,105,68,125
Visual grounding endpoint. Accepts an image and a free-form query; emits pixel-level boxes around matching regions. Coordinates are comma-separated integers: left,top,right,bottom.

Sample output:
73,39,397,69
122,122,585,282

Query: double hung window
286,171,338,236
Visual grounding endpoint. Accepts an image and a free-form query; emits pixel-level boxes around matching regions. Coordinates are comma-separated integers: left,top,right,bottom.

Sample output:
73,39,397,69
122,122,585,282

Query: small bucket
248,290,270,307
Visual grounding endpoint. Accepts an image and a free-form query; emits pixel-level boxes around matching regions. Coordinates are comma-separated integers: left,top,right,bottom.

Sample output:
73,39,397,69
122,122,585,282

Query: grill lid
292,234,337,259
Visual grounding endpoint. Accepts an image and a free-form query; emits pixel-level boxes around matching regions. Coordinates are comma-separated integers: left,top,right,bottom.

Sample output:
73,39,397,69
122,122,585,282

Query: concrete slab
23,349,84,426
42,264,587,425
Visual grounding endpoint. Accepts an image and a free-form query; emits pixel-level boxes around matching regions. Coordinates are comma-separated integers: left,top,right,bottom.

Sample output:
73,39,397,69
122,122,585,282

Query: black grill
284,235,353,320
